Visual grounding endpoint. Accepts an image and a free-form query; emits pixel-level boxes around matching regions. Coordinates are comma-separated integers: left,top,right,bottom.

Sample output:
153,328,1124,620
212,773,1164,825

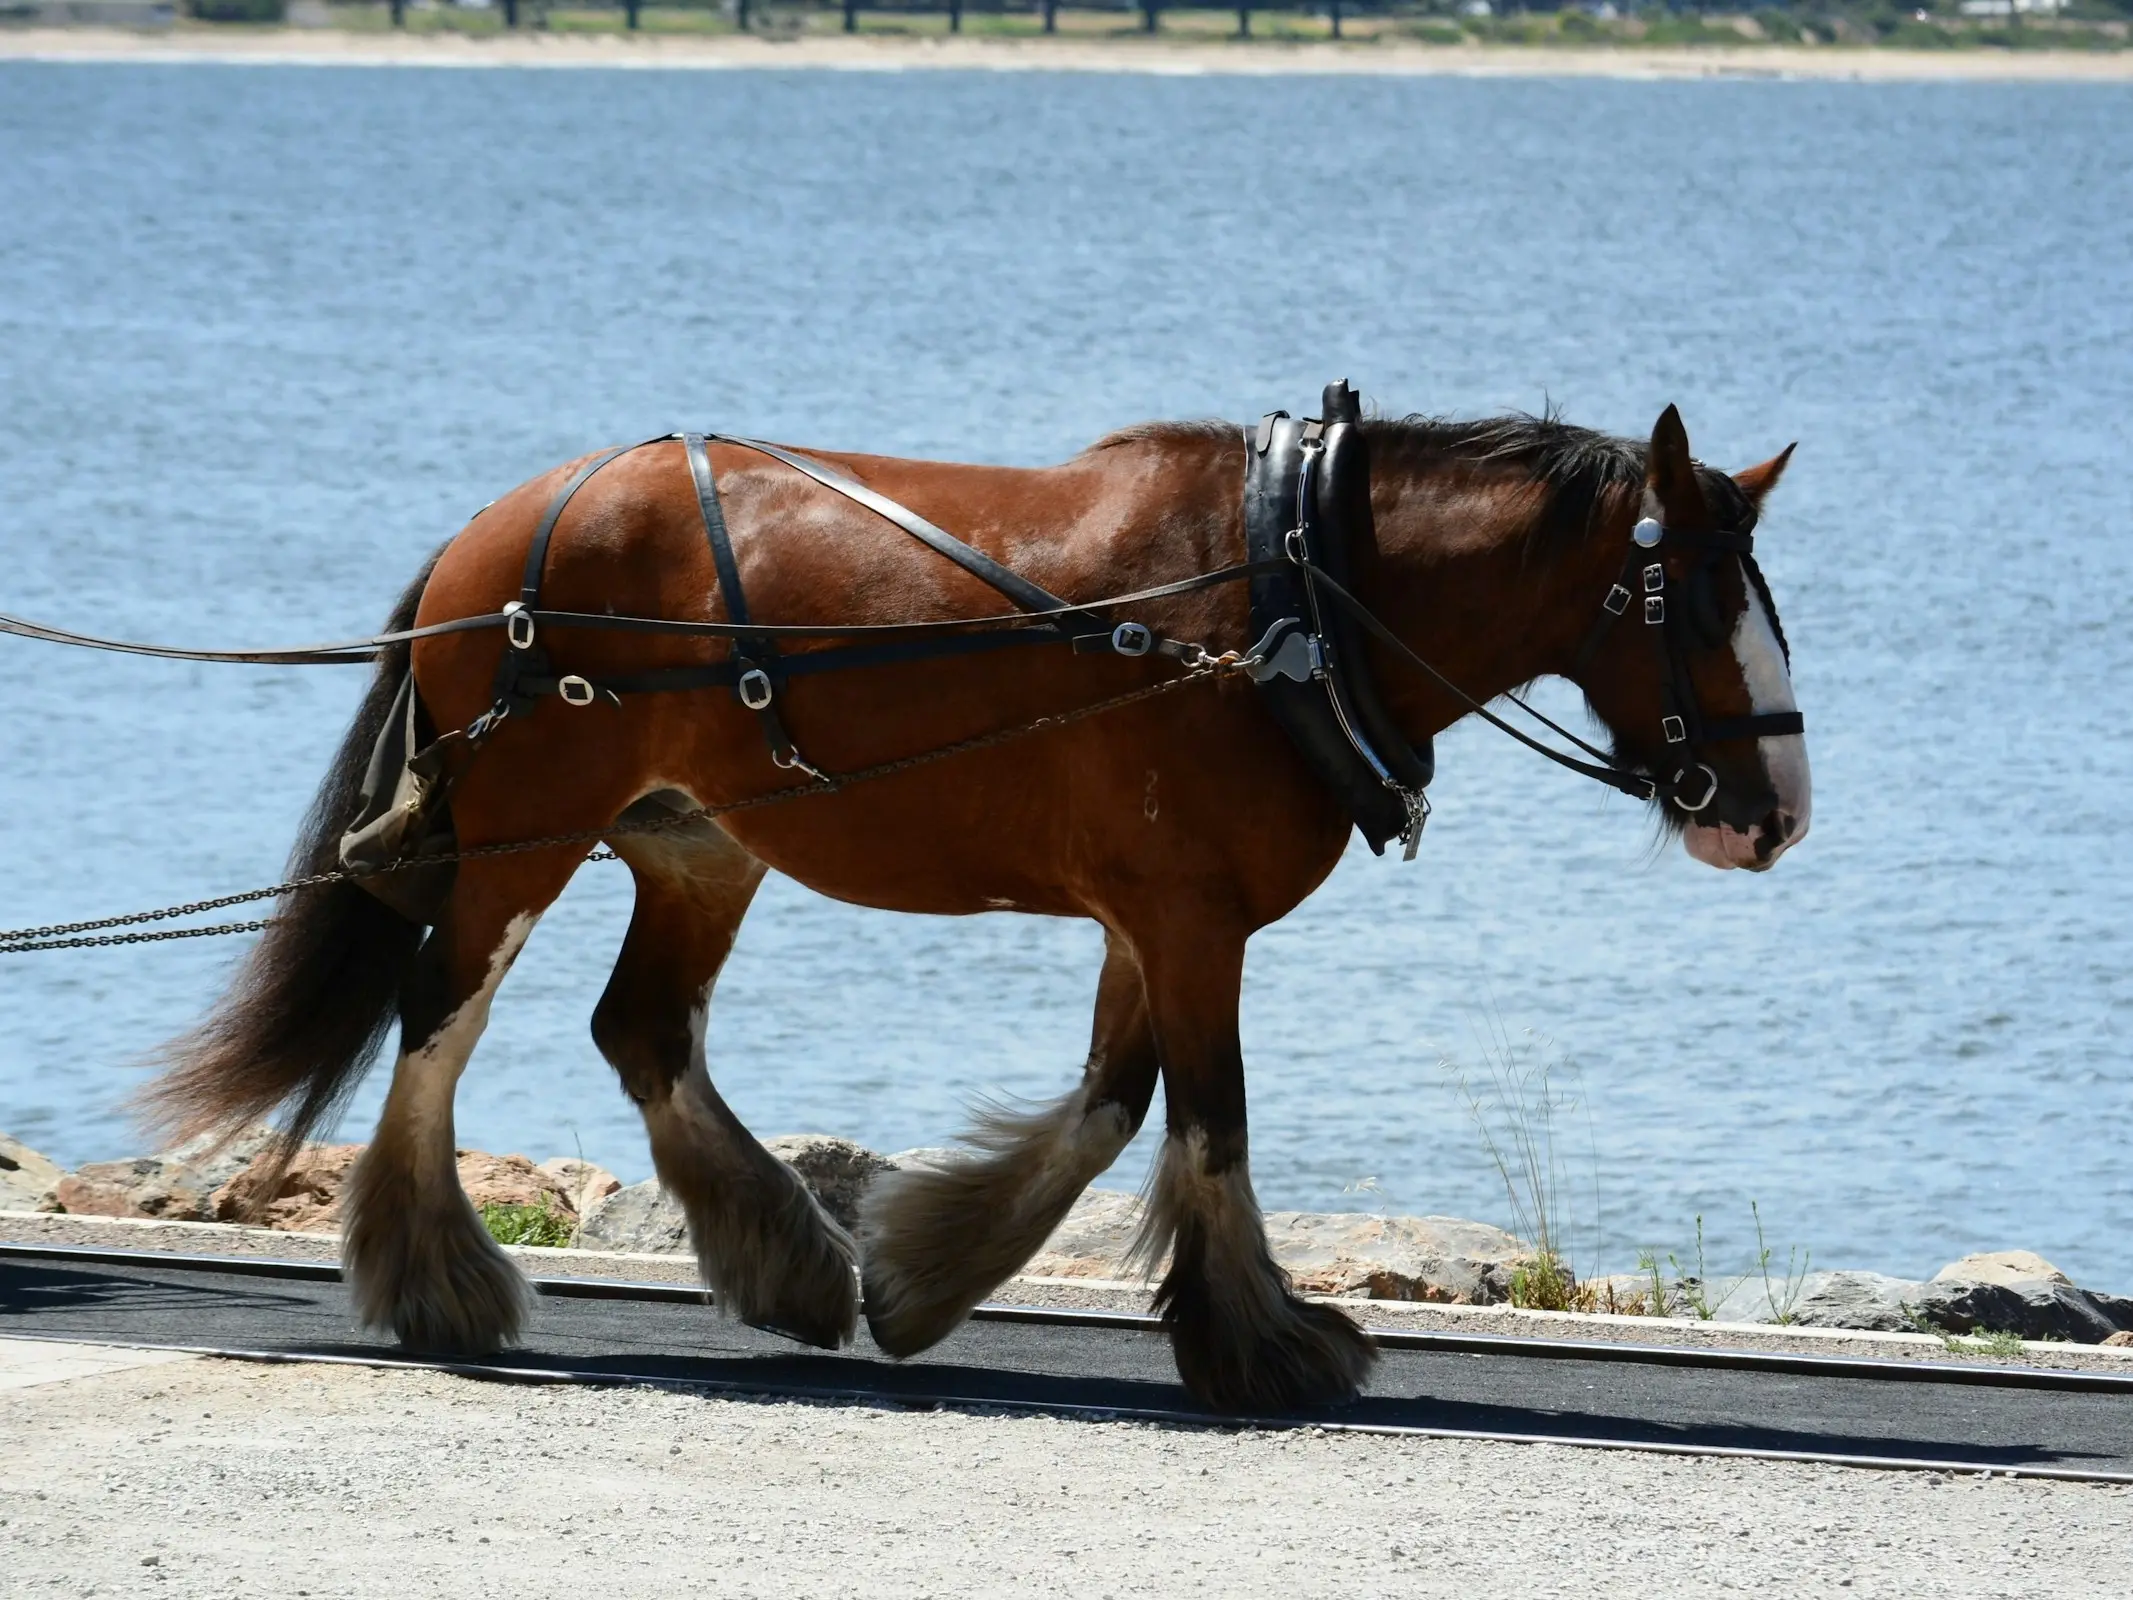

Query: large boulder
1916,1251,2133,1344
574,1136,897,1254
1785,1270,1933,1333
1021,1193,1528,1303
0,1133,64,1211
764,1135,896,1231
1933,1250,2068,1288
453,1151,575,1218
538,1157,621,1217
576,1179,690,1255
211,1143,364,1232
1780,1254,2133,1344
1024,1189,1145,1278
1266,1212,1527,1304
39,1124,280,1222
209,1144,578,1233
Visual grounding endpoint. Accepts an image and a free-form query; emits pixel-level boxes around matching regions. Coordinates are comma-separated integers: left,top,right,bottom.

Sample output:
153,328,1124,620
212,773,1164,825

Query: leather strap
714,435,1100,630
684,432,808,772
519,443,643,609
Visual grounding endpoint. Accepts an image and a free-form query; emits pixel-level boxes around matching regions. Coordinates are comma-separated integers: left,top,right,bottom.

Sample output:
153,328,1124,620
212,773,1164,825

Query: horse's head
1577,406,1809,872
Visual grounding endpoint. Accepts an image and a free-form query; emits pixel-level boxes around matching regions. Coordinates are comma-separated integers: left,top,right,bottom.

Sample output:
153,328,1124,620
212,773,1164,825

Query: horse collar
1243,381,1435,860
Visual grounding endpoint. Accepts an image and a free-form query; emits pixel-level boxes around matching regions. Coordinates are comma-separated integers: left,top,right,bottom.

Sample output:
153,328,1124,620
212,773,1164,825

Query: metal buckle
1603,584,1631,616
1642,563,1666,593
737,668,774,712
1110,622,1153,657
557,675,597,708
1670,762,1720,814
1662,714,1687,744
1400,790,1430,863
1644,595,1666,625
1283,526,1310,564
1632,517,1665,549
503,601,535,651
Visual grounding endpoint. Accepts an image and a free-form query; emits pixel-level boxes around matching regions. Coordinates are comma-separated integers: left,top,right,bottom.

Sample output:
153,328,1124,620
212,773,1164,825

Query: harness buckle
737,667,774,712
1400,790,1430,863
1644,595,1666,625
1642,563,1666,593
1662,714,1687,744
503,601,536,651
1283,526,1311,564
1110,622,1154,658
557,675,597,708
1603,584,1631,616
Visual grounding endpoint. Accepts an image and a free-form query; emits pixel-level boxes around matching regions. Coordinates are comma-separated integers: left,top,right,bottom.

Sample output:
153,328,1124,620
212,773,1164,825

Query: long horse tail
141,547,447,1181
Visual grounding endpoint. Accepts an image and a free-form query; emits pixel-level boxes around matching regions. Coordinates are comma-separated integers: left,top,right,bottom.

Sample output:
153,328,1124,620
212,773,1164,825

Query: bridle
1570,501,1805,815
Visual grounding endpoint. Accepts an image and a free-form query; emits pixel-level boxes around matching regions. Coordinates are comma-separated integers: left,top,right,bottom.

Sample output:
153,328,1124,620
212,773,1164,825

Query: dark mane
1089,410,1752,559
1363,412,1649,556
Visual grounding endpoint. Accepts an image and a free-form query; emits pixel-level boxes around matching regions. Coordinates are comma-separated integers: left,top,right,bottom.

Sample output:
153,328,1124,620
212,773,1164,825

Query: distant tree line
187,0,2133,32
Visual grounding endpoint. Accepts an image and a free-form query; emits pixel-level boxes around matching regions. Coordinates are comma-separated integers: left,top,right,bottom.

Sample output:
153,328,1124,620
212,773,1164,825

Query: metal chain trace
0,660,1235,955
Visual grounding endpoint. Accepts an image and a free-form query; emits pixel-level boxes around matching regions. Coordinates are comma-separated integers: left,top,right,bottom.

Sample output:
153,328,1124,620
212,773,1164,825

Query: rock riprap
9,1126,2132,1342
1,1131,65,1211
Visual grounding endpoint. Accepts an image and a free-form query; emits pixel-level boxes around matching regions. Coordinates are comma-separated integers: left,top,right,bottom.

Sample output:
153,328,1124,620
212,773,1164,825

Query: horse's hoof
858,1271,965,1360
1164,1290,1377,1413
712,1208,860,1352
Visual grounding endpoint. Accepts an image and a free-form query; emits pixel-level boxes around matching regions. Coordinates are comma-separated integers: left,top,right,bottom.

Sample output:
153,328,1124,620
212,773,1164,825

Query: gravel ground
3,1346,2129,1599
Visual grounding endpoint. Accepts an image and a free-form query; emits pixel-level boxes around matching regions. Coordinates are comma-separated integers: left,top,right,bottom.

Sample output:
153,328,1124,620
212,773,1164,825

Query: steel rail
9,1240,2133,1395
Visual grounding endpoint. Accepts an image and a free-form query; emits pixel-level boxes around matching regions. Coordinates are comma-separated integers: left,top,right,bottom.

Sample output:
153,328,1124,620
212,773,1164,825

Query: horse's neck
1364,468,1619,739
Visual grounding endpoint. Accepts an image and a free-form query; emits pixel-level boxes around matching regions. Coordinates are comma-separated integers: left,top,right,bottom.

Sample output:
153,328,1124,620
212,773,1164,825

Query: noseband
1572,509,1805,814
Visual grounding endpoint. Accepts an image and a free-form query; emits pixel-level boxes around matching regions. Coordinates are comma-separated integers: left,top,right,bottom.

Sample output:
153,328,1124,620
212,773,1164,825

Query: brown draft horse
150,401,1808,1412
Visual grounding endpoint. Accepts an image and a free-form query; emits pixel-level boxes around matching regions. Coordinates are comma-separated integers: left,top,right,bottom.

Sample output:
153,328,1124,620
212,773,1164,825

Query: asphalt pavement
6,1248,2131,1480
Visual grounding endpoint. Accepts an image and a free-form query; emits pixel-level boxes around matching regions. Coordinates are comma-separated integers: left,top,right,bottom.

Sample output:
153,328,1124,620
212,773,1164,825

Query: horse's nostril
1754,815,1786,863
1774,810,1798,843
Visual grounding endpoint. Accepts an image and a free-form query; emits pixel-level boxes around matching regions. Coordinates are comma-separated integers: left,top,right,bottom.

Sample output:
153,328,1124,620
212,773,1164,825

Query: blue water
2,63,2128,1290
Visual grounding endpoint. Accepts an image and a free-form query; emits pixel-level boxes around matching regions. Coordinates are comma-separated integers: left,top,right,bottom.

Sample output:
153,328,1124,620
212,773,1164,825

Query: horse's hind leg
342,847,584,1354
1132,918,1376,1412
593,813,858,1350
860,932,1158,1357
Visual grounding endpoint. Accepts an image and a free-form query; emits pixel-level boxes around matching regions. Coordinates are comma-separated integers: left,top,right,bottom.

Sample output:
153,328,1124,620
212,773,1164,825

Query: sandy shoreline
3,25,2130,79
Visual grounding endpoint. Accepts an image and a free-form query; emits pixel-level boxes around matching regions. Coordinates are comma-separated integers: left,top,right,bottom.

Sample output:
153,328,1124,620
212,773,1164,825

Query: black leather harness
1243,381,1435,858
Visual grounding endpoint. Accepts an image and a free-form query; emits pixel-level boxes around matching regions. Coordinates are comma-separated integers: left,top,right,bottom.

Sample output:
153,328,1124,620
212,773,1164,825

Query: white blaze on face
1683,575,1811,872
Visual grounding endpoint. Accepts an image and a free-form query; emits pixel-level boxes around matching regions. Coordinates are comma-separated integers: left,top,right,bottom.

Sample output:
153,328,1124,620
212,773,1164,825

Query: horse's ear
1733,443,1797,508
1646,404,1707,524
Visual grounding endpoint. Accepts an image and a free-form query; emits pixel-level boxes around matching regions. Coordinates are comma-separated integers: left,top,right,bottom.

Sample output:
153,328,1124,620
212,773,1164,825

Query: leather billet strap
683,432,812,774
1245,381,1434,858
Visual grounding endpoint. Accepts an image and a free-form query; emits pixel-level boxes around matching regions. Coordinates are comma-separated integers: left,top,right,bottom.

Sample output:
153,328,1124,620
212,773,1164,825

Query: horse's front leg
860,931,1160,1357
594,818,858,1350
1132,917,1376,1412
341,847,582,1354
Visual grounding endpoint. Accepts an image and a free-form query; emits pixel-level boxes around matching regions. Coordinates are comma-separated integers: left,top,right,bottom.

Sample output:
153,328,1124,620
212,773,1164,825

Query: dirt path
4,1338,2129,1598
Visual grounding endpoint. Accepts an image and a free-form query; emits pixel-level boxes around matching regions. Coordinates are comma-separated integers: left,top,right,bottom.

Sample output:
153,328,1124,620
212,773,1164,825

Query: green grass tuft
480,1197,576,1249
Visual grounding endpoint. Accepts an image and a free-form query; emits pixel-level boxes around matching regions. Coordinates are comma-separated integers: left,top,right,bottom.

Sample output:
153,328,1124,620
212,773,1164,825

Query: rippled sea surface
2,63,2128,1287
